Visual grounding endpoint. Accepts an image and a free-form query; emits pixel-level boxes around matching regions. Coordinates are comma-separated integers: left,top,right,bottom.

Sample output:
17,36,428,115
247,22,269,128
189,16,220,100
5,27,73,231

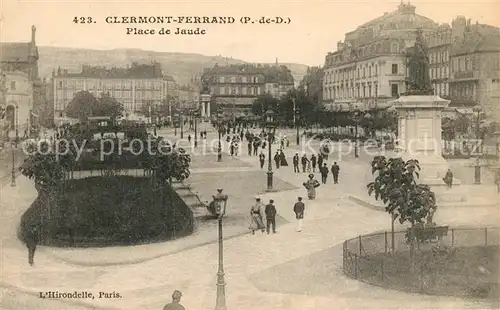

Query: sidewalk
1,131,498,309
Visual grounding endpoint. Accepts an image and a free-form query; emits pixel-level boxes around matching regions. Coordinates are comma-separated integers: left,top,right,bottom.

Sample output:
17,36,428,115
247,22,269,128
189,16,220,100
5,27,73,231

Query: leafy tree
367,156,438,268
94,92,124,121
20,141,65,188
65,91,99,122
251,93,279,116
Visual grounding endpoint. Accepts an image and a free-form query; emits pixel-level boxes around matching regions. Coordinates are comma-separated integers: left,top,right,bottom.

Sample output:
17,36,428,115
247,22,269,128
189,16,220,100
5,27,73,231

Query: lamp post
194,109,198,148
10,141,16,187
180,111,184,139
213,189,229,310
294,101,300,146
473,106,482,184
265,109,276,191
217,108,223,162
350,107,361,158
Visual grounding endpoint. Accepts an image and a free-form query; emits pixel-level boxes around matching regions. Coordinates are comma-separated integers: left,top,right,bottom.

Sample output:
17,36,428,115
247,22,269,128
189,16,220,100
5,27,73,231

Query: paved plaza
1,126,499,309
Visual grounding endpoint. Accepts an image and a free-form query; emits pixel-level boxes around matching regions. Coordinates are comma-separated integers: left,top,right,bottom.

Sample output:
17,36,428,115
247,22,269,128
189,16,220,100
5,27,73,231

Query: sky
1,0,499,66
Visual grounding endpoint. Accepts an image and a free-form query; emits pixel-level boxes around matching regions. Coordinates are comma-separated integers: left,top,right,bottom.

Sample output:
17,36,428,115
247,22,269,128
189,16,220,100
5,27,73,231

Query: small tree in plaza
367,156,438,269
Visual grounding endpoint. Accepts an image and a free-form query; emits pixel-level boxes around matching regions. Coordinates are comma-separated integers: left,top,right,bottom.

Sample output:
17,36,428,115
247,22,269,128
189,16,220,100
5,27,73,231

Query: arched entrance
5,105,15,130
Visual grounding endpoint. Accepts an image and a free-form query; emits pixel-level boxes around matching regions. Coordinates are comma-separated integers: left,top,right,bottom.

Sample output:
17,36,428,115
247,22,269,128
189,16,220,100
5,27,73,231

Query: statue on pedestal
405,29,434,96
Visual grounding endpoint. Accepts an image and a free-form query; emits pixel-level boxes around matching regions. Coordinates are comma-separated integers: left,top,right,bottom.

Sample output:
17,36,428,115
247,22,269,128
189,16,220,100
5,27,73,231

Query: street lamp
213,189,229,310
350,107,361,158
294,98,300,146
217,108,223,162
194,109,198,148
473,106,482,184
180,111,184,139
265,108,276,191
10,141,16,187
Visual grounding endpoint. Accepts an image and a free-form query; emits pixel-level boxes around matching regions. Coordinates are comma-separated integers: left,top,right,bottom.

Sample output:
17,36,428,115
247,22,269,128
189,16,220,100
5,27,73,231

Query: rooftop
451,33,500,55
54,62,164,79
202,64,294,84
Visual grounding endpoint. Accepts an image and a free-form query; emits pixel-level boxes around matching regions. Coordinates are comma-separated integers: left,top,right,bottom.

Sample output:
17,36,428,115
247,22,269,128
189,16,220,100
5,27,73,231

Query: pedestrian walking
187,134,191,144
274,151,281,170
331,161,340,184
279,150,288,167
306,159,312,173
293,197,305,232
443,168,453,188
265,199,277,234
303,174,320,200
311,154,317,172
247,140,252,156
286,138,290,148
301,154,309,173
253,139,259,156
292,153,300,173
317,153,323,169
320,163,329,184
163,290,185,310
24,224,39,266
249,197,266,234
259,152,265,169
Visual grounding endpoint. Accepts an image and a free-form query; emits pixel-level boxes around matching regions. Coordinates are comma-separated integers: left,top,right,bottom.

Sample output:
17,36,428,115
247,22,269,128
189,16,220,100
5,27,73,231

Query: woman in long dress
303,174,320,200
249,197,266,234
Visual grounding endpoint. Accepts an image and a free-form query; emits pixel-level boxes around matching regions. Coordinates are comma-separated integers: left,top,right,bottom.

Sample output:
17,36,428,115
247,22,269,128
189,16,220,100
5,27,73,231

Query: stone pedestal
390,95,464,202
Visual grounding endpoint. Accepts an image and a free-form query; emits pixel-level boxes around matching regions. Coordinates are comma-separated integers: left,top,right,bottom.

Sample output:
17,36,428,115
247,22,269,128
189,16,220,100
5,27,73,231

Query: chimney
31,25,36,43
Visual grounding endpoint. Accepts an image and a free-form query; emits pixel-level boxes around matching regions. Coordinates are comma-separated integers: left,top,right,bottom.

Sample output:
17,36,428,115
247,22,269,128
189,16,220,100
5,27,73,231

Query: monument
389,29,465,201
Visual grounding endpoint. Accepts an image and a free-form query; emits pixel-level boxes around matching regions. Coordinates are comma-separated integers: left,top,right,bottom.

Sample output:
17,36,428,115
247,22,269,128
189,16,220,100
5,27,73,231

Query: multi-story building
177,85,200,110
323,2,439,110
423,16,499,111
449,33,500,120
0,26,41,137
300,66,324,106
52,62,173,123
201,63,294,117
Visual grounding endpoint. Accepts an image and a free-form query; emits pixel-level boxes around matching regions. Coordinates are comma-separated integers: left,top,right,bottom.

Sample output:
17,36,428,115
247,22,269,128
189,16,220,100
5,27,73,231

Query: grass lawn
249,244,499,304
186,171,296,232
20,176,192,247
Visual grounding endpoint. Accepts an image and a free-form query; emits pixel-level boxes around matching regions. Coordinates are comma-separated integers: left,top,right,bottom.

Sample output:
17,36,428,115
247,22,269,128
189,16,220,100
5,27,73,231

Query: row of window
55,99,154,112
424,33,452,48
323,82,381,100
216,86,262,95
449,83,477,99
324,64,383,84
56,79,163,90
217,76,261,84
55,89,162,100
429,50,450,64
430,66,450,79
432,83,449,97
326,42,401,66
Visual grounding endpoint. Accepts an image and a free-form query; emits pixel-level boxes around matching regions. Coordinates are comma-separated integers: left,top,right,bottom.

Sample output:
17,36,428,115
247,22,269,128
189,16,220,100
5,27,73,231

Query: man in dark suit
331,162,340,184
292,153,300,173
293,197,305,232
265,199,277,234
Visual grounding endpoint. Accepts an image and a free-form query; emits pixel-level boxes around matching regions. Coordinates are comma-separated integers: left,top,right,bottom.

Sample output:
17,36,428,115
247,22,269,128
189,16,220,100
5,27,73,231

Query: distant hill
37,47,309,86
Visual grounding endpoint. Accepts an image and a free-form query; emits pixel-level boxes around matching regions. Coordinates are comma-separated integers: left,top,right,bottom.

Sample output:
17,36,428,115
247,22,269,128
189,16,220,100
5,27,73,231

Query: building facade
323,2,439,111
53,62,173,123
201,63,294,117
449,34,500,120
0,26,41,138
423,16,499,117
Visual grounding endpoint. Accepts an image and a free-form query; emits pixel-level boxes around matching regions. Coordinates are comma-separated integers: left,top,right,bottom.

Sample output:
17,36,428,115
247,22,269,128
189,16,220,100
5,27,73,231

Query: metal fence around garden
343,227,500,299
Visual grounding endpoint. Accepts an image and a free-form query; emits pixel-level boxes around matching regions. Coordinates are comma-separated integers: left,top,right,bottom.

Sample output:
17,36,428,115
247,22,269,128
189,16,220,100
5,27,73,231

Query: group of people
249,196,307,234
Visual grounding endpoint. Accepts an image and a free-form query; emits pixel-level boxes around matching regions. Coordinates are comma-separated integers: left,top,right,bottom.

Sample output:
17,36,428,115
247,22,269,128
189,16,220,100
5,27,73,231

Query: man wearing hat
293,197,305,232
265,199,277,234
163,290,185,310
